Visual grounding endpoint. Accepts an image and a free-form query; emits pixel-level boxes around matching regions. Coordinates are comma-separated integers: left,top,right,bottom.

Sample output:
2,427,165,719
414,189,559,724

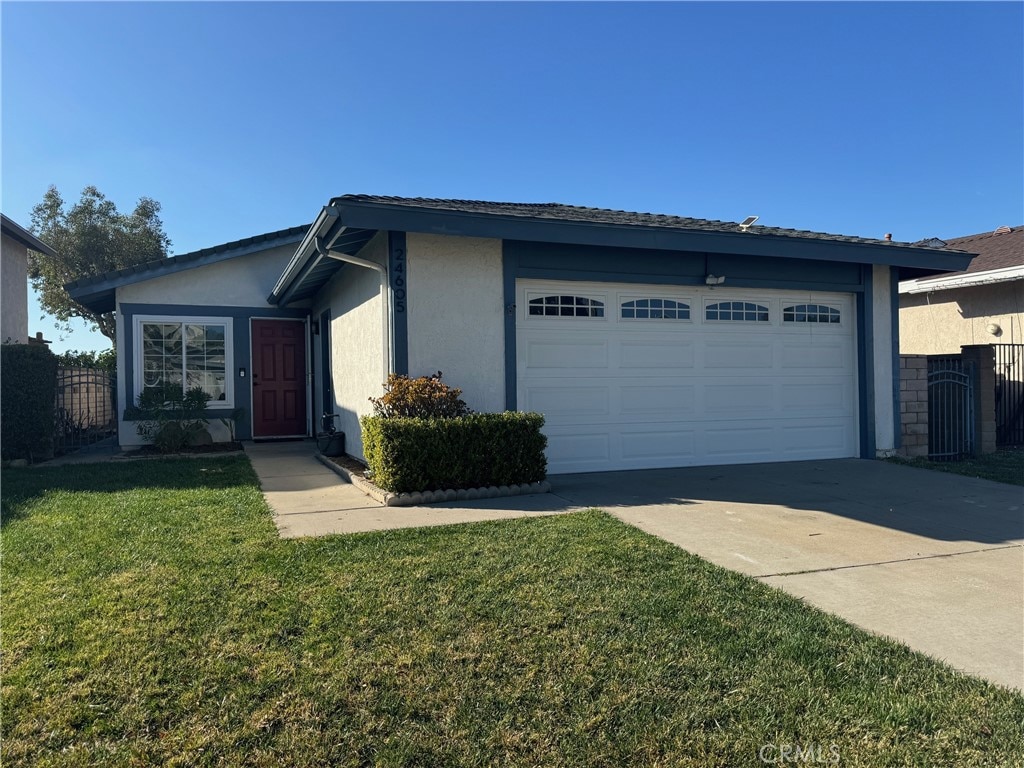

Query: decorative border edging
314,453,551,507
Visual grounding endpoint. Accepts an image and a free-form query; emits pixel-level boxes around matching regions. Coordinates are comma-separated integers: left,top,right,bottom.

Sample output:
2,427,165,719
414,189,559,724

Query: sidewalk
246,440,574,538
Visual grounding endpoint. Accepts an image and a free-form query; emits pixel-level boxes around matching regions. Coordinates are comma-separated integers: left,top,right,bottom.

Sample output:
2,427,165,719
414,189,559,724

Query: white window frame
703,299,771,324
134,315,235,409
524,292,608,319
782,303,843,325
619,295,693,322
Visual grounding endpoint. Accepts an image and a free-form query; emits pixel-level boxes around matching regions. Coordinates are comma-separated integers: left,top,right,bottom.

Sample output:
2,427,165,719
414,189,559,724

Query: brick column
898,355,929,458
960,345,997,455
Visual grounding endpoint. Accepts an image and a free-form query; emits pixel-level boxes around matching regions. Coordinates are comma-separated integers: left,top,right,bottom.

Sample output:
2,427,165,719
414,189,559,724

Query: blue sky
3,1,1022,353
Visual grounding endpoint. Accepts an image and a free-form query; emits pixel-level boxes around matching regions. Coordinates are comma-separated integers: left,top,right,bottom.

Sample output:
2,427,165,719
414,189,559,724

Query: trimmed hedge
361,412,547,493
1,344,58,462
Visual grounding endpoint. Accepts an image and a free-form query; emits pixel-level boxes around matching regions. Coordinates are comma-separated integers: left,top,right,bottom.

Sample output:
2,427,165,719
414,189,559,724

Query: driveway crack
757,543,1023,578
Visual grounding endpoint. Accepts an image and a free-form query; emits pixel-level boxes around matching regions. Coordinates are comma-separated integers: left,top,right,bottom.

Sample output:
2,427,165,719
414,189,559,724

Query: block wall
899,355,929,457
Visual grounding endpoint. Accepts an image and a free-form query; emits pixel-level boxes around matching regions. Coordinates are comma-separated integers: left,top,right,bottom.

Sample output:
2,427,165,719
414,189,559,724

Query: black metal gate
994,343,1024,446
927,357,975,460
54,367,116,454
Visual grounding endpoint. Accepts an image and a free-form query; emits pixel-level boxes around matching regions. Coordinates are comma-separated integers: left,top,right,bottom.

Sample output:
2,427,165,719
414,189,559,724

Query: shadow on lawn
549,458,1024,546
0,456,256,528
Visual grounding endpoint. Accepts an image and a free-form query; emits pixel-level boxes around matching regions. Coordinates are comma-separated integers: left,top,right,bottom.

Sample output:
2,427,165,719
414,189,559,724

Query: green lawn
889,447,1024,486
3,458,1022,767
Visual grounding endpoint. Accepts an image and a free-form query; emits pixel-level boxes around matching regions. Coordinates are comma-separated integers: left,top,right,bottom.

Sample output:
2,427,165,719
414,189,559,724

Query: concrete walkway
246,440,575,538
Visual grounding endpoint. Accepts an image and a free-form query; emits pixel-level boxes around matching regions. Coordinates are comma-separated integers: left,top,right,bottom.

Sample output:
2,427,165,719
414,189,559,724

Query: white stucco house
2,213,59,344
67,195,972,473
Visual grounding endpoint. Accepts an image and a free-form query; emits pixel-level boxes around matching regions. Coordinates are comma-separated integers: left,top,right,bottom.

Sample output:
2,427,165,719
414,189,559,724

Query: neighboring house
67,195,970,473
1,213,59,344
899,225,1023,354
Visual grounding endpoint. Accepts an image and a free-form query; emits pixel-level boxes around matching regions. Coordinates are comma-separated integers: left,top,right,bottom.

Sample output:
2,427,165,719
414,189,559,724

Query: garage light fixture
705,274,726,286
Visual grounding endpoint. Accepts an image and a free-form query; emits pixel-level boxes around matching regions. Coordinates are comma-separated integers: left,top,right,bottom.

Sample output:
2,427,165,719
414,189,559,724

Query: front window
138,317,232,405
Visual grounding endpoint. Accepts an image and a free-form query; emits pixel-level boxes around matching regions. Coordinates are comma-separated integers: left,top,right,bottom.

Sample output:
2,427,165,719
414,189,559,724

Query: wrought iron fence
993,343,1024,447
54,367,116,454
927,357,974,460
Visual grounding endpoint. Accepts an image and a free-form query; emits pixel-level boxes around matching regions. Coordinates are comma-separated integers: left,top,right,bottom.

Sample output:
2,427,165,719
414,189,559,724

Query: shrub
369,372,470,419
132,385,211,453
1,344,58,462
361,412,547,493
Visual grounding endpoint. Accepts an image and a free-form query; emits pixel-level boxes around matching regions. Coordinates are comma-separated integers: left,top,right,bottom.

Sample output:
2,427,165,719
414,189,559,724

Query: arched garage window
621,298,690,320
528,295,605,317
783,304,841,324
705,301,769,322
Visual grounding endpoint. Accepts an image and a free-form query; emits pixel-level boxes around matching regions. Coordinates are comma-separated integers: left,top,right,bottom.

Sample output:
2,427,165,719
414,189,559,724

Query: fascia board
898,265,1024,294
330,200,974,273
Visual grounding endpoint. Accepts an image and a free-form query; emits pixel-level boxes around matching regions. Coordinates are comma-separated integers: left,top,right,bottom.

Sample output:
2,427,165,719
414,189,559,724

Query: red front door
251,319,307,437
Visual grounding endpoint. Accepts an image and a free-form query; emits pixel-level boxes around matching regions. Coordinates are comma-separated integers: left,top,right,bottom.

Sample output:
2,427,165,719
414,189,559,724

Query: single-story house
67,195,973,474
899,225,1022,354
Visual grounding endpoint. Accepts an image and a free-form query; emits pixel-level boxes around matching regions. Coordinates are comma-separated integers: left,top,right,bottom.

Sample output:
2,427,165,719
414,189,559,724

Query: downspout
315,236,392,385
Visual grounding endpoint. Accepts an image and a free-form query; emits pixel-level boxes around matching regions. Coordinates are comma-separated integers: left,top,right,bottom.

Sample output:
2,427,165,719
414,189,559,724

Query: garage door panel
524,339,609,369
779,422,854,455
544,430,612,472
620,428,697,463
620,384,696,418
779,381,853,416
703,342,774,369
704,383,775,415
619,340,695,369
704,426,777,459
518,281,857,473
780,342,850,369
526,386,610,420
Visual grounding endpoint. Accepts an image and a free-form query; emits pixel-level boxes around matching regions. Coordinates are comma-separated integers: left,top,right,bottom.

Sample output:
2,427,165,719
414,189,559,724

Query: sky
2,1,1022,354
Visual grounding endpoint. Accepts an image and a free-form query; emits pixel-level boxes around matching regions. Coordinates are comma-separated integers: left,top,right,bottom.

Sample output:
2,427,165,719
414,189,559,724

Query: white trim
899,265,1024,294
134,315,235,408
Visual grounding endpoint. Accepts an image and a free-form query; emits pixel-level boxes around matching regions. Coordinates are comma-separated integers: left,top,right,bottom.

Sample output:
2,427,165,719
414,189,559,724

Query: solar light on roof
739,216,758,231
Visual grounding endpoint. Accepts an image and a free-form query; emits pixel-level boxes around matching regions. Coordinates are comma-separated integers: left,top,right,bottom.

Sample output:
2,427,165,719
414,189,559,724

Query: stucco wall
118,244,296,307
406,233,505,413
114,244,301,447
1,233,29,343
872,264,896,453
313,232,387,461
899,281,1024,355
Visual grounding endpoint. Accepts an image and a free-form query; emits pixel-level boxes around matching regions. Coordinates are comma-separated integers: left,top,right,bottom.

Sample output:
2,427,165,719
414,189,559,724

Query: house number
391,246,406,313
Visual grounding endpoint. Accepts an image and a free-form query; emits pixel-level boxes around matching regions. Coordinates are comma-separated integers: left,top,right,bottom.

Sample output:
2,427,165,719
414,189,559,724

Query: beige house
899,226,1023,354
1,214,59,344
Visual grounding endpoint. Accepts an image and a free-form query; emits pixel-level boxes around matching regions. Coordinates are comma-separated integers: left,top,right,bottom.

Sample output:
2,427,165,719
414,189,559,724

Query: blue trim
509,241,863,292
120,303,308,440
320,310,332,416
503,245,518,411
890,267,901,450
857,267,876,458
388,231,408,375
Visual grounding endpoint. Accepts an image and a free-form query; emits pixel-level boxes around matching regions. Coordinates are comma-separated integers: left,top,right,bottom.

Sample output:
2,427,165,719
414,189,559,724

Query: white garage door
517,280,858,474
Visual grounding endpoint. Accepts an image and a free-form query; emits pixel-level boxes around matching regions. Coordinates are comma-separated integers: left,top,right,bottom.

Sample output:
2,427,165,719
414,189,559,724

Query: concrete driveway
550,459,1024,691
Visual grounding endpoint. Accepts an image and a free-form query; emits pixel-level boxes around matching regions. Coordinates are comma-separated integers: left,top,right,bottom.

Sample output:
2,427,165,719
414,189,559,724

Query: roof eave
899,264,1024,295
327,198,974,272
1,214,59,259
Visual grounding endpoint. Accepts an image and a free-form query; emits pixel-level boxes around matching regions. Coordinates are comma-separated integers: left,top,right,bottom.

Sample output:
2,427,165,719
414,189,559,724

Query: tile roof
938,226,1023,276
333,194,958,253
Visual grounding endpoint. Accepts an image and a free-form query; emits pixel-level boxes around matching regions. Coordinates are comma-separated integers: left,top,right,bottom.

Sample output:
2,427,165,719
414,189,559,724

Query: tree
29,185,171,344
54,348,117,374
